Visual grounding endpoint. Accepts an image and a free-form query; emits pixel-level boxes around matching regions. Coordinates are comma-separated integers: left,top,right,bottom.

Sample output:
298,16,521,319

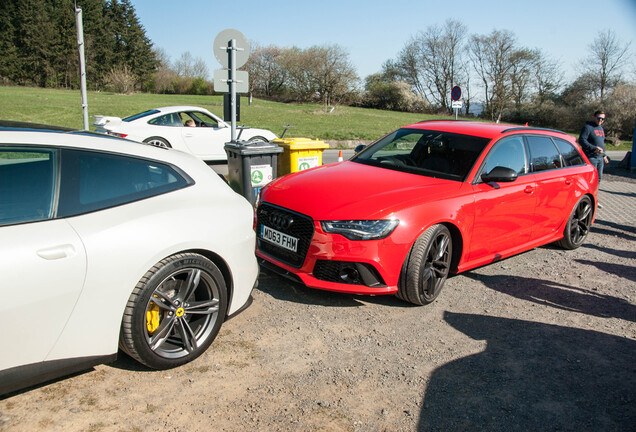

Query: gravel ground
1,170,634,432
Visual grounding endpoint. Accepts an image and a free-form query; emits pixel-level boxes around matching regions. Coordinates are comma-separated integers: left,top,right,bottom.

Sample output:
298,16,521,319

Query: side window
148,113,183,127
527,136,563,172
480,136,527,178
0,148,57,226
553,137,584,166
189,111,220,128
58,150,191,217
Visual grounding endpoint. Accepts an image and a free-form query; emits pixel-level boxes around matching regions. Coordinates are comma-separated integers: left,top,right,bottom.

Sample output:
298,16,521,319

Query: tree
532,52,563,103
245,43,288,99
308,44,359,111
509,48,538,108
363,73,427,112
389,20,468,112
0,0,19,84
581,30,631,102
469,30,516,122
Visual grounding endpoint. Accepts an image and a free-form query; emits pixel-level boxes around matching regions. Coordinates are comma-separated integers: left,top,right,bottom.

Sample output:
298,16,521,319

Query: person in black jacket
579,110,609,207
579,110,609,180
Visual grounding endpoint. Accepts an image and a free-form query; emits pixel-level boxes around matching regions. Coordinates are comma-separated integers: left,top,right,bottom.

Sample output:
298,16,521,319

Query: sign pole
230,39,237,142
75,7,89,130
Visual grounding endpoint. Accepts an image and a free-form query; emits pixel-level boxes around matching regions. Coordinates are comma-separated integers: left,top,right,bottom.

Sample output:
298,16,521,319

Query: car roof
0,120,190,162
404,120,568,139
154,106,215,113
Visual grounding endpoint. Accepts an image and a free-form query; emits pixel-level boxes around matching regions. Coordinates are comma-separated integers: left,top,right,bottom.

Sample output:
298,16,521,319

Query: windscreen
352,128,490,181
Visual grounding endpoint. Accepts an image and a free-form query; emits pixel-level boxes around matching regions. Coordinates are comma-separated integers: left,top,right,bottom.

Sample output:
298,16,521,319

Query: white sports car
93,106,278,162
0,121,258,395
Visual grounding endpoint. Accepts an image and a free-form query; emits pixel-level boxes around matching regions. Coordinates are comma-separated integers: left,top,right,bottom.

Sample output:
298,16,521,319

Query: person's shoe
598,202,603,209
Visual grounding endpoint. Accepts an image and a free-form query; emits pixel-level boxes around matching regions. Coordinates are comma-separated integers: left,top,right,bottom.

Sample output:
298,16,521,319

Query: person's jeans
589,156,604,182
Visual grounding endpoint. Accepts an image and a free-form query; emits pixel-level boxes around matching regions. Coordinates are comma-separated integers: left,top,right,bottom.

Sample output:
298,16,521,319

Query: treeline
0,0,156,90
1,3,634,139
245,22,634,140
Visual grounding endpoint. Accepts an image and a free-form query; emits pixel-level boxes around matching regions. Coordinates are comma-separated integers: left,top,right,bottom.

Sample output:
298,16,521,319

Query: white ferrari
93,106,278,162
0,121,259,395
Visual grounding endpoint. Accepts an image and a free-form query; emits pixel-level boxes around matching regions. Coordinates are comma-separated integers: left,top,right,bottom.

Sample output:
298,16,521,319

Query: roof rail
416,119,470,123
502,126,568,135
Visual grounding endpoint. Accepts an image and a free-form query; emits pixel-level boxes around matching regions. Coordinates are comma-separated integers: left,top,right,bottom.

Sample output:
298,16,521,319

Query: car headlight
321,220,399,240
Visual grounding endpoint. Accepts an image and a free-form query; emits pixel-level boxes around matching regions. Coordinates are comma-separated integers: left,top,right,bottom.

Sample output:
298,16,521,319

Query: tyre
119,253,228,369
247,136,268,143
397,224,452,305
143,136,171,148
557,195,593,250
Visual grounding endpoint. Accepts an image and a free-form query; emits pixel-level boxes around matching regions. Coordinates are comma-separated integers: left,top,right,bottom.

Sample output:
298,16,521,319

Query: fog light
339,266,360,283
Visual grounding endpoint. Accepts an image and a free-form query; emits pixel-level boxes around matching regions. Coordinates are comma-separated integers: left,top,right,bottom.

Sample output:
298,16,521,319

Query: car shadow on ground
464,272,636,322
583,243,636,260
418,311,636,431
256,271,414,309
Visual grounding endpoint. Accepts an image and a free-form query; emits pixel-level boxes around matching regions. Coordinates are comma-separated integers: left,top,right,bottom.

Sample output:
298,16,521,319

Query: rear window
57,149,191,217
123,110,160,122
553,138,585,167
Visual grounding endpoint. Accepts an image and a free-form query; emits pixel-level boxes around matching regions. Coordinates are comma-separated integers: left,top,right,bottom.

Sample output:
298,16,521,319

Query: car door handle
524,185,535,194
37,244,76,260
184,133,193,138
565,178,573,185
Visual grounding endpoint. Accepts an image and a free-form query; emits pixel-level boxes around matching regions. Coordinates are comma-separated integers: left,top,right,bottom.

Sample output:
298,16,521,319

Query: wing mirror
354,144,367,154
481,166,518,183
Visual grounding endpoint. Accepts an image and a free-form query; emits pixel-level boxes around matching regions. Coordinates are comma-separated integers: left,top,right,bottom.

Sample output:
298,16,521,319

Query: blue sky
133,0,636,84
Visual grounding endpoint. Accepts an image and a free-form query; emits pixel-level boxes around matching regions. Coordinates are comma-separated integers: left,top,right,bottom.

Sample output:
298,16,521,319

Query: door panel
0,220,86,370
469,176,537,263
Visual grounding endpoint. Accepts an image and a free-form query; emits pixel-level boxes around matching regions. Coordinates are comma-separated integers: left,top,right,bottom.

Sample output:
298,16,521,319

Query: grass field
0,86,433,142
0,86,632,149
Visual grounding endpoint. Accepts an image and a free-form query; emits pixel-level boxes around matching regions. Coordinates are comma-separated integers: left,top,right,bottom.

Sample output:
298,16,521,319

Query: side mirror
481,166,518,183
354,144,367,154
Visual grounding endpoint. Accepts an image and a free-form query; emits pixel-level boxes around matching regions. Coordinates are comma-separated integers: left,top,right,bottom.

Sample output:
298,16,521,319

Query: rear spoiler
92,115,122,128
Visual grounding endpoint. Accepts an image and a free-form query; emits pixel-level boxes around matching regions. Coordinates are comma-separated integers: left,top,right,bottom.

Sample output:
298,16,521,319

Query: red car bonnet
262,161,465,220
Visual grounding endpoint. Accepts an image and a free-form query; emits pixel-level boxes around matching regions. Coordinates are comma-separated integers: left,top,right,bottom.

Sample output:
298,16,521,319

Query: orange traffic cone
338,150,343,162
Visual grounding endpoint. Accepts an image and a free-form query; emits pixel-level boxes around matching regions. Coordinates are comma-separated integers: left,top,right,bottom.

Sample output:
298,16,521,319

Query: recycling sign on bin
250,164,273,187
297,156,319,171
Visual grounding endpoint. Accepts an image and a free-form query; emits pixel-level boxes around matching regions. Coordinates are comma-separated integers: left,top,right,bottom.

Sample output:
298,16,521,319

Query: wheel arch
439,222,464,273
185,248,234,318
143,136,172,148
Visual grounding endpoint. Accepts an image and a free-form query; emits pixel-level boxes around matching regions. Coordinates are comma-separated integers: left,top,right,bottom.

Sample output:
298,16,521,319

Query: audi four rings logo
269,213,294,230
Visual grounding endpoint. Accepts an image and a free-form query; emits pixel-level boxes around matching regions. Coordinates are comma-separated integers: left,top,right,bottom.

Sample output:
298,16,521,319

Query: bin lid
224,140,283,155
273,137,329,150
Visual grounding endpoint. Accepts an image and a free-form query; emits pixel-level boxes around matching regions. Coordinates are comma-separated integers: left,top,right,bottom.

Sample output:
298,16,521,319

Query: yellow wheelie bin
274,138,329,176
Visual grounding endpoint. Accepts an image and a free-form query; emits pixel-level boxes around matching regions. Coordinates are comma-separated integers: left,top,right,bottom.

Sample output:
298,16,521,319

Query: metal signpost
75,6,89,130
451,86,462,120
214,29,250,142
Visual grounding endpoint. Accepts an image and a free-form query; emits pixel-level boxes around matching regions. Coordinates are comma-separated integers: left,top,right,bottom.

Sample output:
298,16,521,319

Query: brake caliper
146,301,161,334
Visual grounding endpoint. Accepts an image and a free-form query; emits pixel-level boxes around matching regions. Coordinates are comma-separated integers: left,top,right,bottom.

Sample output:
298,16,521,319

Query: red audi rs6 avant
255,121,598,305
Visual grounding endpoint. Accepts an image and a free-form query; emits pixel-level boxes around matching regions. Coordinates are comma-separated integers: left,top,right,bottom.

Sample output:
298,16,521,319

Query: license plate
260,225,298,252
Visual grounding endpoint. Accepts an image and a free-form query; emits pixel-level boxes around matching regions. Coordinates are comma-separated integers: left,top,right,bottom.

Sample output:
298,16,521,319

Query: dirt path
1,177,634,432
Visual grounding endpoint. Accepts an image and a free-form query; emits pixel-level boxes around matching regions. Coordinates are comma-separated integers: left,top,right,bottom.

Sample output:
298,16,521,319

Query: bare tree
245,43,288,99
174,51,208,79
469,30,516,122
510,48,539,108
309,44,359,111
392,20,468,111
532,52,563,103
581,30,631,102
152,48,175,94
280,44,358,111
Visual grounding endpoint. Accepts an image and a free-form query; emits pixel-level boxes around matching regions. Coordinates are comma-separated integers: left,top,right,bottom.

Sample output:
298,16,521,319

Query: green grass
0,86,438,141
1,86,633,149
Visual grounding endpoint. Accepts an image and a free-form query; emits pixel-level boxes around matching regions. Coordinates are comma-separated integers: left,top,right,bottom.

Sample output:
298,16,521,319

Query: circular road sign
451,86,461,101
214,28,250,69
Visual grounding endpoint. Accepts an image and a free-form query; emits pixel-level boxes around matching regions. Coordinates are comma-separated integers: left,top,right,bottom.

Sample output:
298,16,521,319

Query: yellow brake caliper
146,298,161,334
